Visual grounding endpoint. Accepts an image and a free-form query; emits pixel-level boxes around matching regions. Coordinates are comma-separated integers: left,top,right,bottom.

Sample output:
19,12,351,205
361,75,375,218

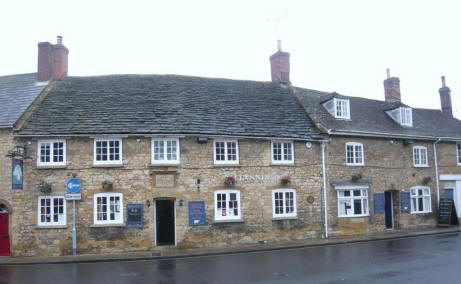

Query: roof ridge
0,72,36,79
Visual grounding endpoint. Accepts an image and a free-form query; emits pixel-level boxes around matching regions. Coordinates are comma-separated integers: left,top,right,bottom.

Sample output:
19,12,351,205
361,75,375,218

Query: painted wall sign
66,178,81,193
65,193,82,201
373,193,385,214
12,158,23,190
188,201,206,226
126,204,144,228
307,196,315,204
155,175,175,187
400,192,411,212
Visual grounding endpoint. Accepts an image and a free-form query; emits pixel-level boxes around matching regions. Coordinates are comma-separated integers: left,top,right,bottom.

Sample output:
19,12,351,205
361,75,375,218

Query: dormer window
324,98,350,119
387,107,412,127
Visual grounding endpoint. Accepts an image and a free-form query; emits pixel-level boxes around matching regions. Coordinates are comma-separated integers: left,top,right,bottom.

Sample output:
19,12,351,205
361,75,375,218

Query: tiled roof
294,87,461,140
0,73,47,128
17,75,321,139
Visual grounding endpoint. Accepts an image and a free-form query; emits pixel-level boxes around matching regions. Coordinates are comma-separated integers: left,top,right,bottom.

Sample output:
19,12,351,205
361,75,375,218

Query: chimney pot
269,40,290,84
57,36,63,44
439,75,452,116
383,69,401,103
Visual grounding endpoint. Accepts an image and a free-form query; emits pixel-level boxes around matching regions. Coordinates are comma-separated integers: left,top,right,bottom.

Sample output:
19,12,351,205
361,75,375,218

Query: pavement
1,226,460,265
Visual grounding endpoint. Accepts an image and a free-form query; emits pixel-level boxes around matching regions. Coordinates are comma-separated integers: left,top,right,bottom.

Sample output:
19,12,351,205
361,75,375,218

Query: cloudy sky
2,0,461,118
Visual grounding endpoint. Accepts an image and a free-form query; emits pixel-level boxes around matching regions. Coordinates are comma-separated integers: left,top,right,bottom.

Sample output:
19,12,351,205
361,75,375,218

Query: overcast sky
2,0,461,118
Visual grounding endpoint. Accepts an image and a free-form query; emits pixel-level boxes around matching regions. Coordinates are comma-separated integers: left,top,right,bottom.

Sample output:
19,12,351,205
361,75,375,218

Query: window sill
92,164,124,168
270,162,295,166
213,164,241,168
338,214,370,218
346,164,364,167
149,163,180,167
90,223,125,227
36,165,67,170
212,219,244,224
272,216,298,221
410,211,432,215
414,165,429,168
35,225,68,229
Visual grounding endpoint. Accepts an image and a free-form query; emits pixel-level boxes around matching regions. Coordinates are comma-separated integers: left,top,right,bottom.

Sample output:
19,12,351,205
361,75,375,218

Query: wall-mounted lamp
146,200,151,207
5,144,33,160
179,199,184,206
196,136,208,144
403,139,415,146
196,178,201,191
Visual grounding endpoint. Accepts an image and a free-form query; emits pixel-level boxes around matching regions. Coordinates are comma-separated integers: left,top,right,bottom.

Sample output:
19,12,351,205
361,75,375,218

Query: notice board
400,192,411,212
374,193,385,214
438,198,459,226
126,204,144,228
188,201,206,226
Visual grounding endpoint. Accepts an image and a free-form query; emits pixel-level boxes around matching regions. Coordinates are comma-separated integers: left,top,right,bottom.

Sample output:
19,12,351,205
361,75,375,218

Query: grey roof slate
17,75,320,139
294,87,461,140
0,73,47,128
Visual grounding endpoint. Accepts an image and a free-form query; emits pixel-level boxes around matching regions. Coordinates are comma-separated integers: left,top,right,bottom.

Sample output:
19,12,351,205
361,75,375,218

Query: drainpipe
321,141,328,239
433,138,441,207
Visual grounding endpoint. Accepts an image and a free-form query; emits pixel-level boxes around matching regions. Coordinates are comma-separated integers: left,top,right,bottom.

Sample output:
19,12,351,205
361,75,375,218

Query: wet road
1,233,461,284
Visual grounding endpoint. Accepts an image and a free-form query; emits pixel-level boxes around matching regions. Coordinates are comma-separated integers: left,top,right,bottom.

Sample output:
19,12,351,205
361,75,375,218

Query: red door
0,213,10,256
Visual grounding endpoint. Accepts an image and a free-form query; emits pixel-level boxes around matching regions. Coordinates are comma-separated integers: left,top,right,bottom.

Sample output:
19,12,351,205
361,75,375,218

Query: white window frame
37,196,66,226
410,186,432,214
214,190,241,221
271,140,294,164
151,138,180,165
334,98,350,119
213,139,239,165
345,142,364,166
336,186,369,217
400,107,413,127
93,193,123,225
93,138,123,165
457,144,461,166
37,139,66,166
272,189,297,218
413,146,428,167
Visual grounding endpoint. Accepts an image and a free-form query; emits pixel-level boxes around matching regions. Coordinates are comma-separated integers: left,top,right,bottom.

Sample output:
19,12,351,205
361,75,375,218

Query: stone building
295,70,461,237
1,38,461,257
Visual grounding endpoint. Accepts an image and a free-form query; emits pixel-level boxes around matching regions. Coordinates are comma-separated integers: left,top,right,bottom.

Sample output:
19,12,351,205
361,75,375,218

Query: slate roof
17,75,321,139
294,87,461,140
0,73,47,128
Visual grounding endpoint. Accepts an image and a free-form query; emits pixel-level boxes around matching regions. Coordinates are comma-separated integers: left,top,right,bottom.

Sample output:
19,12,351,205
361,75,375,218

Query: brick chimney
439,76,452,116
269,40,290,84
383,68,401,103
37,36,69,82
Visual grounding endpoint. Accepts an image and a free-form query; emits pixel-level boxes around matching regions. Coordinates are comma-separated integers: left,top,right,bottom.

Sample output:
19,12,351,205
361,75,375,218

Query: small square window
214,140,239,164
94,138,122,165
151,138,180,164
271,141,294,164
413,146,428,167
37,140,66,166
272,189,297,218
345,142,364,166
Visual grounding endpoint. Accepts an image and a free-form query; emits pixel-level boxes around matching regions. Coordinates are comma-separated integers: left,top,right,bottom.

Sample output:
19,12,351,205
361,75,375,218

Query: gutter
433,138,441,207
321,141,328,239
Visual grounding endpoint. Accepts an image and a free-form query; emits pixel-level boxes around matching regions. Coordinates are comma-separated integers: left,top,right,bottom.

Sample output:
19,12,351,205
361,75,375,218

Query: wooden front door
0,213,10,256
155,199,175,246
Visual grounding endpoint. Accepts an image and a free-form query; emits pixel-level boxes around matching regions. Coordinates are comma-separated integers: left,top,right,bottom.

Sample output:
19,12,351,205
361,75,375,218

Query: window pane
227,142,237,161
273,142,282,161
215,142,225,161
354,199,362,215
418,197,423,212
283,143,292,161
40,143,51,163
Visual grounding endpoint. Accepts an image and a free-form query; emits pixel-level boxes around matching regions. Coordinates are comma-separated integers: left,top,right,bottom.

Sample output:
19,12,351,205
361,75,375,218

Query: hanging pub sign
188,201,206,226
438,198,459,226
12,158,23,190
126,204,144,228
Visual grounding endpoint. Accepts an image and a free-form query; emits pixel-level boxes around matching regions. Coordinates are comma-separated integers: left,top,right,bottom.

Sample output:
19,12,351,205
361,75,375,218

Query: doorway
384,191,394,229
0,204,10,256
155,199,175,246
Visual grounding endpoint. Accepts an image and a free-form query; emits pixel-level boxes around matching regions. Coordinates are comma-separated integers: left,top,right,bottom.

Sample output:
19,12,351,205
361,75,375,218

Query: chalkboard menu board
126,204,144,228
374,193,385,214
400,192,411,212
438,198,459,226
189,201,206,226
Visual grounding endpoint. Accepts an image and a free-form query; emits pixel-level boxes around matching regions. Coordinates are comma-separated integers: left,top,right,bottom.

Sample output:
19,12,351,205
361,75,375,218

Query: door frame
384,190,394,229
154,198,176,247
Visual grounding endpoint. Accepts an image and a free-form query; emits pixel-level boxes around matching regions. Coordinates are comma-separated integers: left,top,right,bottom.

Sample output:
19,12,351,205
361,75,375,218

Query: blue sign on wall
445,188,454,200
12,158,23,190
126,204,144,228
189,201,206,226
401,192,411,212
66,178,81,193
374,193,385,214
